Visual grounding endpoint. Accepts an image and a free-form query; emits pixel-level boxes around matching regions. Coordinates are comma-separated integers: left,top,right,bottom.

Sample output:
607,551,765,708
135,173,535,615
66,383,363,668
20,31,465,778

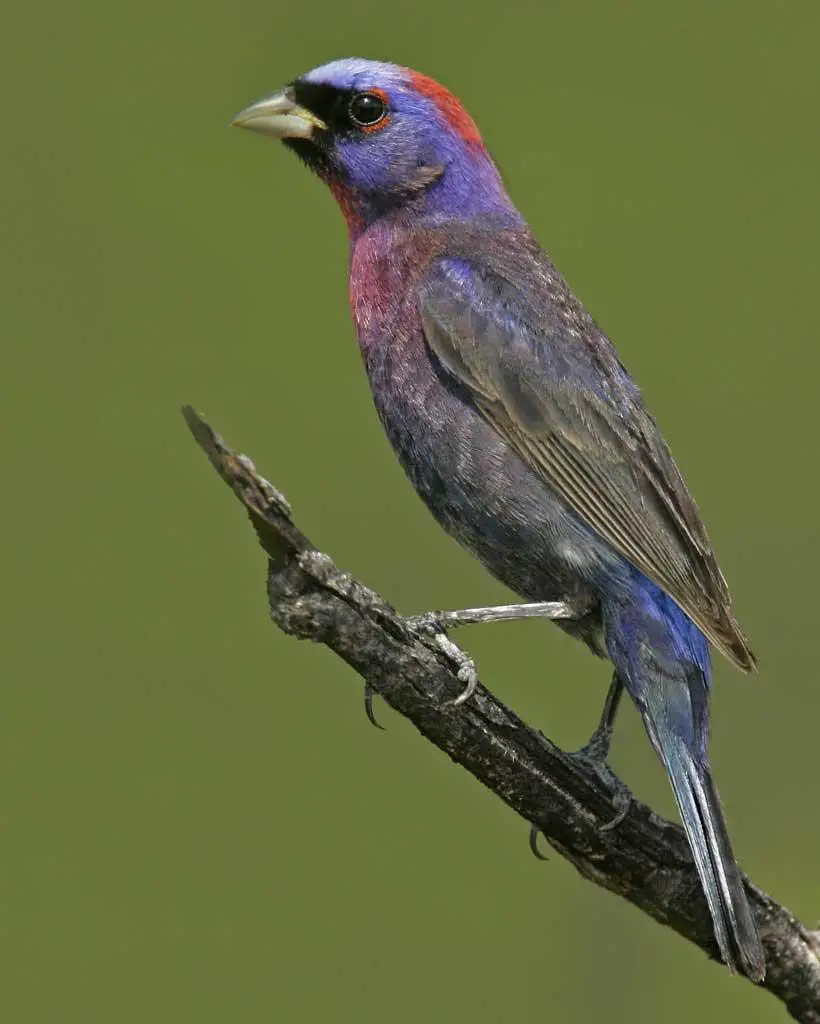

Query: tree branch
183,406,820,1022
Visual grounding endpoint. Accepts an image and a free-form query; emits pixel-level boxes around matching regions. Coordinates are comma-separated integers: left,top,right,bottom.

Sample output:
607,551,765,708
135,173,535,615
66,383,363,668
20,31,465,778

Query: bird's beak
231,91,327,140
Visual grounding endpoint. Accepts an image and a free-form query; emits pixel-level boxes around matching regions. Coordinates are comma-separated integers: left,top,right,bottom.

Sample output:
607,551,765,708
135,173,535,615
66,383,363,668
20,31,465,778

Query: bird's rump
417,236,755,672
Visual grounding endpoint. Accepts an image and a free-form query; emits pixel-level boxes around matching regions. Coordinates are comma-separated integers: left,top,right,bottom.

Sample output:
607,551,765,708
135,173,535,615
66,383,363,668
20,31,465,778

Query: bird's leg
404,599,589,633
398,599,592,710
364,599,591,726
572,672,633,830
529,673,630,854
578,670,625,764
573,671,632,831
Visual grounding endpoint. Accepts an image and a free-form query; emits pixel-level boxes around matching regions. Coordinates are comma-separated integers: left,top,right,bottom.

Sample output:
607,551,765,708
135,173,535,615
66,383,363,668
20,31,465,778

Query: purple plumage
233,58,764,980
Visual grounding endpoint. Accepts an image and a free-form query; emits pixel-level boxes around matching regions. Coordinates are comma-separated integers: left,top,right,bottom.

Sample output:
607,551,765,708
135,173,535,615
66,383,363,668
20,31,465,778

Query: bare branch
183,406,820,1022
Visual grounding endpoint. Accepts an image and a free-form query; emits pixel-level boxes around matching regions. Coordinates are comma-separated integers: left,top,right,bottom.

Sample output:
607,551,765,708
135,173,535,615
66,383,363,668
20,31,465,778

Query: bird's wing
418,245,755,671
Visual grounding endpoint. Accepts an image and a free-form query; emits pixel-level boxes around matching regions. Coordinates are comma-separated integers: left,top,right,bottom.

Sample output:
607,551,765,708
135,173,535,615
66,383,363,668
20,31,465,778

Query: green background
3,1,818,1020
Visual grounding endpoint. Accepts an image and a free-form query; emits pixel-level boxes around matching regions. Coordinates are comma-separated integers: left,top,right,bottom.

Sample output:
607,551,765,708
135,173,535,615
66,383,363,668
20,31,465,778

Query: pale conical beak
231,91,327,140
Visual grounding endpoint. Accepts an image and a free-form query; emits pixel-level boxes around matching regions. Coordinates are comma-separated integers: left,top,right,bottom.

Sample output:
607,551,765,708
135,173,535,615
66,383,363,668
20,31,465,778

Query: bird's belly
365,342,615,611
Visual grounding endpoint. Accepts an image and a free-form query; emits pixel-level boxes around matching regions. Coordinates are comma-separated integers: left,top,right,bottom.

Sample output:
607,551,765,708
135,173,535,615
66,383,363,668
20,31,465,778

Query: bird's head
233,58,521,235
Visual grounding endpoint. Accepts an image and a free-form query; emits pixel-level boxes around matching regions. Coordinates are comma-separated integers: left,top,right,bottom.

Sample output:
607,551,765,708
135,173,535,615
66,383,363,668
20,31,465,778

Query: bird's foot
529,673,629,855
569,734,632,833
431,632,479,706
578,716,615,765
400,612,479,706
529,746,631,857
361,613,482,728
399,600,592,713
402,609,447,635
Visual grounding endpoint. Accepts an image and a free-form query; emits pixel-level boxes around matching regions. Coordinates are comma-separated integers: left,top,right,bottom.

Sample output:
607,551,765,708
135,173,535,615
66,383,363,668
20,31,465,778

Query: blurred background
2,0,818,1020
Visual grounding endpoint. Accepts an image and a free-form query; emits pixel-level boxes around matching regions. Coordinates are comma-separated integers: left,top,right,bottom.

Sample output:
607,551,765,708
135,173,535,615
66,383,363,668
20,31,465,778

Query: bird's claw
363,683,386,730
529,824,550,861
596,778,631,832
431,633,478,705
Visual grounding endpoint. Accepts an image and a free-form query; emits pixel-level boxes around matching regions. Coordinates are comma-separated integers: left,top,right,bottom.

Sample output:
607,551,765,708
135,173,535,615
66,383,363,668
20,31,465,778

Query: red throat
329,179,365,235
407,71,484,147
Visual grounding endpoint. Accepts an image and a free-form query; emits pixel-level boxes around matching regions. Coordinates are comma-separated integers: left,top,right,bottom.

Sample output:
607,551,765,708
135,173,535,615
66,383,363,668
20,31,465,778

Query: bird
232,58,764,980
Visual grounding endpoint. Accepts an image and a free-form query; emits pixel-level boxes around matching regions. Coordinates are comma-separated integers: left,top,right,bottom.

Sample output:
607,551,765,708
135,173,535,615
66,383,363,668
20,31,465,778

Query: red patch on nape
408,71,484,146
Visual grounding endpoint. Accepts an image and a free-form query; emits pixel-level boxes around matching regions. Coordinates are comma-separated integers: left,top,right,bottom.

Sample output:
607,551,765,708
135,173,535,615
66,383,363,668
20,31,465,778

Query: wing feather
419,246,755,671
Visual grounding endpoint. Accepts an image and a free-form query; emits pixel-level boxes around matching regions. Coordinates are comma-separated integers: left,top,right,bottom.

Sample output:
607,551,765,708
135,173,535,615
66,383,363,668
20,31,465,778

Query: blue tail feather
604,577,764,980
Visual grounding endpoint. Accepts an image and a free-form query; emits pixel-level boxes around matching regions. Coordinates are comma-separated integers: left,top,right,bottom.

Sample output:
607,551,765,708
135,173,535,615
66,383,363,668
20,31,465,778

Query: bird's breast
351,285,609,611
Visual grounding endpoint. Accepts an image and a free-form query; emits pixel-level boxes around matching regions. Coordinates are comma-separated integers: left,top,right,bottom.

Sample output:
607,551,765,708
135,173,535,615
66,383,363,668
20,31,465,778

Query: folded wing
418,244,755,671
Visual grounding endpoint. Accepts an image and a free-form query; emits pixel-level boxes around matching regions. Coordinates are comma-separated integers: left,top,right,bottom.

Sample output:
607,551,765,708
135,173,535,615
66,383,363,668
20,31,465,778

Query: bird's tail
652,720,764,979
605,591,764,980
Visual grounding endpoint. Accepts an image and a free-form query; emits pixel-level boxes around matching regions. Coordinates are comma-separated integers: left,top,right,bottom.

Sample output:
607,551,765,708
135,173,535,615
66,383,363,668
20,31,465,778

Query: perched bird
233,58,764,979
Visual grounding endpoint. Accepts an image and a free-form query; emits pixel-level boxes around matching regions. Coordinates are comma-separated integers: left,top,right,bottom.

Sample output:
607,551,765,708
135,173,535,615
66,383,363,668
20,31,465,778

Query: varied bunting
233,58,764,980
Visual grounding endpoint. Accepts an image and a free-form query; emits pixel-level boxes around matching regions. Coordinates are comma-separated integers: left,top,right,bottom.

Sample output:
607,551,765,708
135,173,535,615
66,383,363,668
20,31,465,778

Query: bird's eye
348,91,388,130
